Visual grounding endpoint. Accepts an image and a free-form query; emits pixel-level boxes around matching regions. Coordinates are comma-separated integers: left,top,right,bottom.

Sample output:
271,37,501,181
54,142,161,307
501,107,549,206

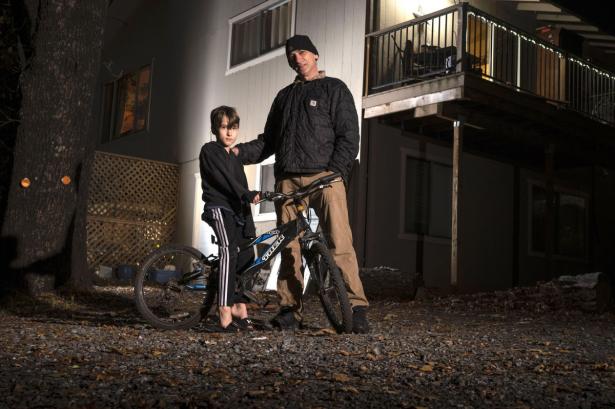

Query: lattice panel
86,152,179,270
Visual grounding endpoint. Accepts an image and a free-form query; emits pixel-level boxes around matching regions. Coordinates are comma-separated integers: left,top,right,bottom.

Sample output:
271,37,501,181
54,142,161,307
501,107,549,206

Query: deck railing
365,4,615,125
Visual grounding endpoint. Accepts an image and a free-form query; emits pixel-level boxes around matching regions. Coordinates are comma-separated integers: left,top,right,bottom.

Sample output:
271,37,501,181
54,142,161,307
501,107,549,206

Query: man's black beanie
285,34,319,64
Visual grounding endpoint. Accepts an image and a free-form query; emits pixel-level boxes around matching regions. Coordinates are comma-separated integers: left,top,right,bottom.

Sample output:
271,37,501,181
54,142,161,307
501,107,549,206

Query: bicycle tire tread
310,242,353,334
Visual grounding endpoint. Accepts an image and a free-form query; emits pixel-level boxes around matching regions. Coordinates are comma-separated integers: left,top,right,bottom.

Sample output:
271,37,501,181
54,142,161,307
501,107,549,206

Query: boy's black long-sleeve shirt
199,141,257,226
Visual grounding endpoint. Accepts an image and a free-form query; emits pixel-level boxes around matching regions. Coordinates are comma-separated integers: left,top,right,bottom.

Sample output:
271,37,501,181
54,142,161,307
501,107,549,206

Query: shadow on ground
0,285,142,327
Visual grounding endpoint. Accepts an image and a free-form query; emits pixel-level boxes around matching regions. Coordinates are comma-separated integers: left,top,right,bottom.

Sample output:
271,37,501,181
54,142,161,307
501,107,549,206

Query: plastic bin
150,269,182,284
116,264,136,281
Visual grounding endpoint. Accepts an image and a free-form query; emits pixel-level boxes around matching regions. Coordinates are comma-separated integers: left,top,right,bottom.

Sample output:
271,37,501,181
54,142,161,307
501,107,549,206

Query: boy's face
216,115,238,149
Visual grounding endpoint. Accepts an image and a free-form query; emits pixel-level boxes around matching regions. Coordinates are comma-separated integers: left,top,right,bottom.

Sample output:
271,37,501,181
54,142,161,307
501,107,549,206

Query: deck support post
451,118,464,288
545,143,555,280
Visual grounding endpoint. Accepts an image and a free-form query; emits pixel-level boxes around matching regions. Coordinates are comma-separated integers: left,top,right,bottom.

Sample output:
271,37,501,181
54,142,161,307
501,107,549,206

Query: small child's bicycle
133,173,353,333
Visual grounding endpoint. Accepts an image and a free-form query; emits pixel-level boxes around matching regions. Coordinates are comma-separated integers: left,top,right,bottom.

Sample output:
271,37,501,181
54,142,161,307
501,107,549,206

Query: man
235,34,369,333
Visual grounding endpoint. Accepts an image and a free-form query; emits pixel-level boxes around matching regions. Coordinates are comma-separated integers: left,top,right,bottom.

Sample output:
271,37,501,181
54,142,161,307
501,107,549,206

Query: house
95,0,615,293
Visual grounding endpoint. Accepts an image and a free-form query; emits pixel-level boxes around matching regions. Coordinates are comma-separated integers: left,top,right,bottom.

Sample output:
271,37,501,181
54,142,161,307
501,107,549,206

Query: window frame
253,155,277,222
101,62,154,143
192,172,219,257
398,147,451,244
226,0,296,75
527,180,589,261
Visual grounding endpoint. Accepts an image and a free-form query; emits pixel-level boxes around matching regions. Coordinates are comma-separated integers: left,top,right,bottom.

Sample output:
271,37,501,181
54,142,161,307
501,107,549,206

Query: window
101,64,152,142
253,156,323,229
402,154,451,238
254,157,276,221
530,183,587,259
228,0,295,72
193,173,218,257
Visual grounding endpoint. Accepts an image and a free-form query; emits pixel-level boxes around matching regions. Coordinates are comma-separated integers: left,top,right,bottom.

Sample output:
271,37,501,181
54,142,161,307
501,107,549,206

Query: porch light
61,176,71,185
20,178,31,188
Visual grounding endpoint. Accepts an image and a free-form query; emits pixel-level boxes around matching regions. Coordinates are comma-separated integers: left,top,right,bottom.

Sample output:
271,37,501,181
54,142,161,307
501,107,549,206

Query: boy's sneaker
352,306,370,334
205,321,241,333
232,317,256,331
235,317,272,331
270,308,300,330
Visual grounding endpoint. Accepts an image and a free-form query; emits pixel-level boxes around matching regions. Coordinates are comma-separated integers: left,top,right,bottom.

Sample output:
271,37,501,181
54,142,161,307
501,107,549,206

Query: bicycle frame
239,206,314,277
176,202,318,293
182,174,342,291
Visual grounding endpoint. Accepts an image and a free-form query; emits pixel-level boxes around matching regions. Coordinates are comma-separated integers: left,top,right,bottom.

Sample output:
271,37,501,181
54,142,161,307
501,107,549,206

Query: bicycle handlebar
256,173,343,204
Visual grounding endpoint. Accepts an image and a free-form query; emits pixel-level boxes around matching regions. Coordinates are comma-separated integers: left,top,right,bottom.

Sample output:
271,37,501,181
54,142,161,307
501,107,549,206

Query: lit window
402,155,451,238
229,0,294,70
101,65,151,141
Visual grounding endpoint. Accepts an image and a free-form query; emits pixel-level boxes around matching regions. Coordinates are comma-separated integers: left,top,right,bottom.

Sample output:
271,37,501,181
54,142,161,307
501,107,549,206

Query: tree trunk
1,0,106,294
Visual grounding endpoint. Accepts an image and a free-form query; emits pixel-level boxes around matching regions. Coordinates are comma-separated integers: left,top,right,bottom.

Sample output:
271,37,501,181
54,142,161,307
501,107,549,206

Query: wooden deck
362,72,615,168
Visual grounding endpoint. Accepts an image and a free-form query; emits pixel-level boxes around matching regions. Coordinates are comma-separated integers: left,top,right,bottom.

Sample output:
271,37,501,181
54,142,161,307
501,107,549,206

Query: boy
200,106,260,332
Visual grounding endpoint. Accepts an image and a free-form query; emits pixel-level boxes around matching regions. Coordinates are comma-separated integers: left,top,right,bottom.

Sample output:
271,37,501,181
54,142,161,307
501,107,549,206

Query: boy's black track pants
204,208,254,306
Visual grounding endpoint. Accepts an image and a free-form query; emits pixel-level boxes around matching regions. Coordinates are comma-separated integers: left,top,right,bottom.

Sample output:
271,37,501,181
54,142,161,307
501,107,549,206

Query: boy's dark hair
210,106,240,135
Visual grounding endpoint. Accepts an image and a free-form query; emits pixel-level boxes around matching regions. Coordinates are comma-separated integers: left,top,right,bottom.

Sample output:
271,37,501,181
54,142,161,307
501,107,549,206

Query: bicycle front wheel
309,242,353,333
134,244,218,330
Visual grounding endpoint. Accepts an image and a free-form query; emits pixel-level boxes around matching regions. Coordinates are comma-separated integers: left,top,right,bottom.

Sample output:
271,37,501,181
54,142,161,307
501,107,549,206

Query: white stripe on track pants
204,208,254,306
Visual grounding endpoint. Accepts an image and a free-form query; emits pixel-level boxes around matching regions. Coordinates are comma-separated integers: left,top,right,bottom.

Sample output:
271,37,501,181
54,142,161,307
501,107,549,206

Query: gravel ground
1,275,614,409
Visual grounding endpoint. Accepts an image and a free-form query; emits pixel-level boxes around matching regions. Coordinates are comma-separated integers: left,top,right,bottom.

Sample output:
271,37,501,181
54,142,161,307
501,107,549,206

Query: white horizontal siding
175,0,365,167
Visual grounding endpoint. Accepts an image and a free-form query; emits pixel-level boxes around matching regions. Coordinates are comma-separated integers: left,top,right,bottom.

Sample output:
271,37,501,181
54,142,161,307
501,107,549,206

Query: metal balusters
363,4,614,126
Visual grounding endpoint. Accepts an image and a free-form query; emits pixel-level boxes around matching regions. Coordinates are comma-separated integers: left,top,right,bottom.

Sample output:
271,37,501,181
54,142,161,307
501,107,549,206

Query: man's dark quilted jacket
237,76,359,181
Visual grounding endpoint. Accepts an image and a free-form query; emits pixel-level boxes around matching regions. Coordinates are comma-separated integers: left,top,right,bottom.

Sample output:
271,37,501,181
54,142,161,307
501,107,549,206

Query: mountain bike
134,172,353,333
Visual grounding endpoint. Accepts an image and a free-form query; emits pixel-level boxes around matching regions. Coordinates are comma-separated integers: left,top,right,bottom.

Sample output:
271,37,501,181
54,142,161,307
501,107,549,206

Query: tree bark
0,2,26,242
1,0,107,294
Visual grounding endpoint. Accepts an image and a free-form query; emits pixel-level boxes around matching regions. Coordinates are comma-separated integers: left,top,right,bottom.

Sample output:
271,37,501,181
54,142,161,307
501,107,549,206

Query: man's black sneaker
270,308,300,330
352,306,370,334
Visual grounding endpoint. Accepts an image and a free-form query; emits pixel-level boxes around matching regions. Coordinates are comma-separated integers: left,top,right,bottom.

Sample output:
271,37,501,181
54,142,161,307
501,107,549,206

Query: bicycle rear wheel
309,242,353,333
134,244,218,330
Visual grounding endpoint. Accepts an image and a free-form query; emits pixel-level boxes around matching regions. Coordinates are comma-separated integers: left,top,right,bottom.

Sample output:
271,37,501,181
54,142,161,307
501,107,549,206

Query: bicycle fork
300,232,325,286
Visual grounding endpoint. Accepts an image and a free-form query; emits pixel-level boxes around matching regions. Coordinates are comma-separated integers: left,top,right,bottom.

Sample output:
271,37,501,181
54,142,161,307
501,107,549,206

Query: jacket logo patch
309,100,317,107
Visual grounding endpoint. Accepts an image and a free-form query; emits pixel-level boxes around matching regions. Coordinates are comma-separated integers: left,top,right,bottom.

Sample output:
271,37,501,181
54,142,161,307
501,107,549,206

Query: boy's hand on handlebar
258,191,284,203
251,193,260,204
261,191,273,202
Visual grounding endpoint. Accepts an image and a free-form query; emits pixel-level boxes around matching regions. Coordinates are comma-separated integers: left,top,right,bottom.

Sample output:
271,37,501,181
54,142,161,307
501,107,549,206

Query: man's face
216,115,238,149
289,49,319,79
